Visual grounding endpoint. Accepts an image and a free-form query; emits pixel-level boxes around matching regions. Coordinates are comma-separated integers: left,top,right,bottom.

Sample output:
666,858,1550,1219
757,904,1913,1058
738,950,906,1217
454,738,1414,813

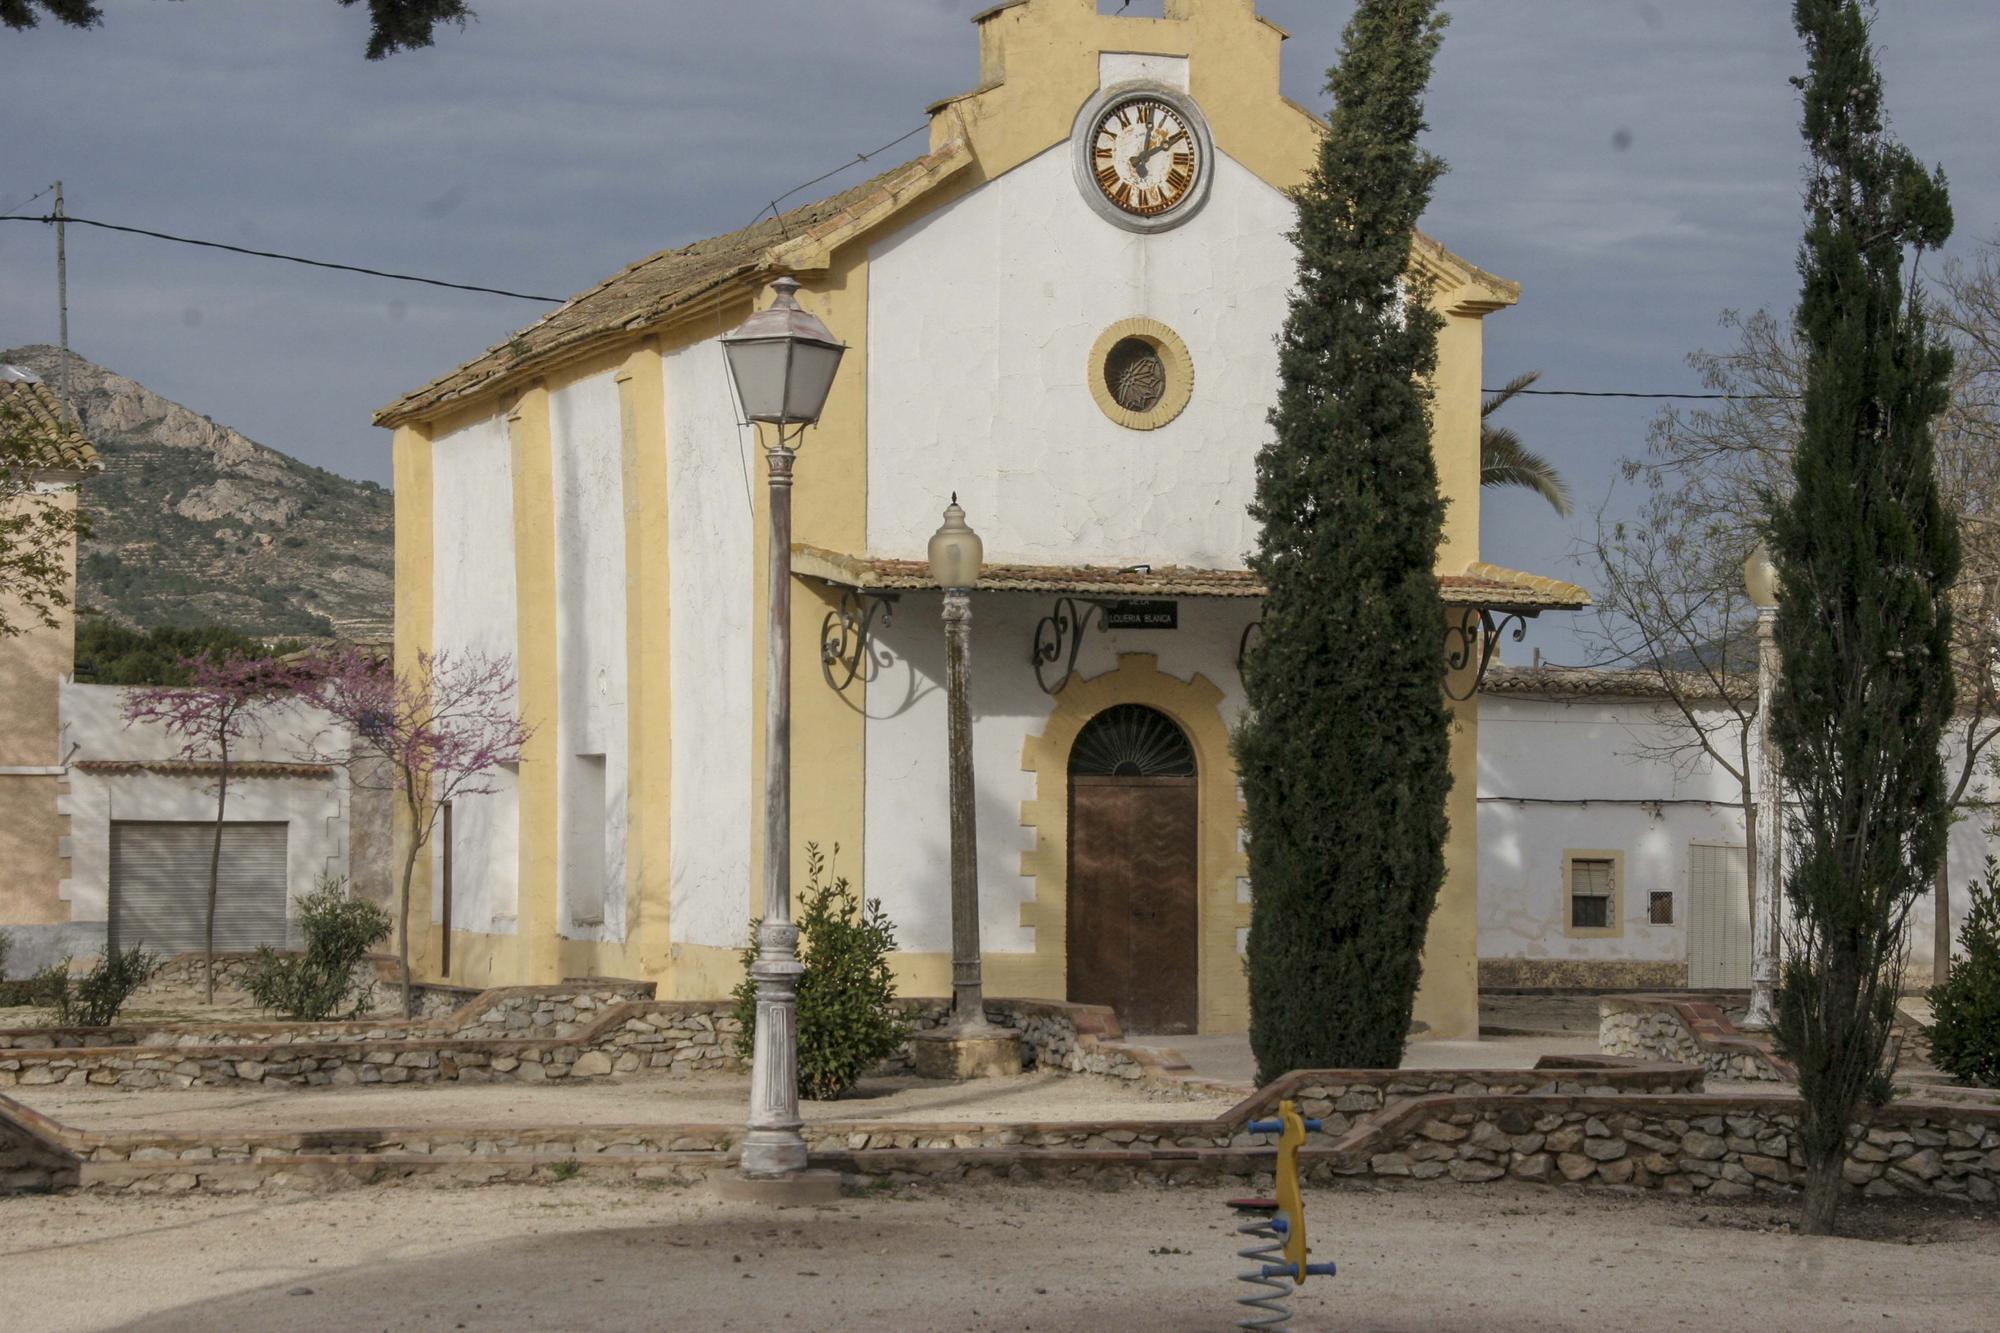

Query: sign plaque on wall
1102,599,1178,630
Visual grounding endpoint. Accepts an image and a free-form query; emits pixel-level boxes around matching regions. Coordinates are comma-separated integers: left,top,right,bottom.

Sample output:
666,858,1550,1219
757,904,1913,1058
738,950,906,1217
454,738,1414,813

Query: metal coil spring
1234,1216,1293,1329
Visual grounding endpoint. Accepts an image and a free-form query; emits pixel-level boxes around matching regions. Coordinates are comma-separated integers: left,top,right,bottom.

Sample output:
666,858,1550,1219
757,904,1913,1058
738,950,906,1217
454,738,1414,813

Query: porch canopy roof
793,544,1590,614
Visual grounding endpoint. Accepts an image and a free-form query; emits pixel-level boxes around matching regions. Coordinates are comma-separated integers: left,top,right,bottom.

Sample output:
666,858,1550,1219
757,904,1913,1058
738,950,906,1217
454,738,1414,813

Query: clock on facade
1070,83,1215,233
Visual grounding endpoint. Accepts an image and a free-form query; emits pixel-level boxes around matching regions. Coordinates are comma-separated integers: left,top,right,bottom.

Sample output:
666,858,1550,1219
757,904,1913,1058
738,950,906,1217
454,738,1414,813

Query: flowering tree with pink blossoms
301,647,530,1015
123,653,308,1004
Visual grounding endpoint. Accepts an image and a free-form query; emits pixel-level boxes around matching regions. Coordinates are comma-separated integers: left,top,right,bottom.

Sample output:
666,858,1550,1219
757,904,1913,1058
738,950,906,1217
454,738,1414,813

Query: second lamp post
914,498,1023,1077
1743,541,1782,1031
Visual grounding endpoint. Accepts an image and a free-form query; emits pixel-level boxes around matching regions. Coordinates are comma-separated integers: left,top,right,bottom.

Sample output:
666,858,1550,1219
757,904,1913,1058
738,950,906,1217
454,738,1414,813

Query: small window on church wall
1649,891,1675,926
1564,853,1619,934
566,754,608,927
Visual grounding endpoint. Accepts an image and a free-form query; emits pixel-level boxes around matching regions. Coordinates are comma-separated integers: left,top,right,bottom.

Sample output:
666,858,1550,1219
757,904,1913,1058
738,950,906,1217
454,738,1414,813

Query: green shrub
1929,857,2000,1088
732,843,907,1100
242,878,392,1021
32,947,161,1027
0,929,12,982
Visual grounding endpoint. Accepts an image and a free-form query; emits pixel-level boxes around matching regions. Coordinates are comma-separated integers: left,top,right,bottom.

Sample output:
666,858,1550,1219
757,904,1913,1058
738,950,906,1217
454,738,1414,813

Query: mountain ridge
2,344,393,639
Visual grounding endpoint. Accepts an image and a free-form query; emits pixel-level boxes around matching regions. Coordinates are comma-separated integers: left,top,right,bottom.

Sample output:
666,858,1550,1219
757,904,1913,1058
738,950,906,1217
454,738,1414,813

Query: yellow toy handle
1272,1099,1309,1282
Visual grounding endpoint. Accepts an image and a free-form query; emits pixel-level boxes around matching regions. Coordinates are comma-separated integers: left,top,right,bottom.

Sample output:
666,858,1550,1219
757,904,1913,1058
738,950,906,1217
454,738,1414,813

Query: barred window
1649,891,1675,926
1569,857,1615,929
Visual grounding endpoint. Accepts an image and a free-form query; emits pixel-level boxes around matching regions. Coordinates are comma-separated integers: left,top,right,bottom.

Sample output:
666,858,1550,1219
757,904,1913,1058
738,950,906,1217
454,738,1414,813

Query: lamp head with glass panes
720,276,845,435
928,495,984,591
1743,542,1780,610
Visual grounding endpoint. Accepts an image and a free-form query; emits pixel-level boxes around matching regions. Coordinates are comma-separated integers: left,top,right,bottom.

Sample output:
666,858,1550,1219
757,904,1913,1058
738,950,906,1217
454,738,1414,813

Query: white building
1477,665,1993,990
3,681,371,976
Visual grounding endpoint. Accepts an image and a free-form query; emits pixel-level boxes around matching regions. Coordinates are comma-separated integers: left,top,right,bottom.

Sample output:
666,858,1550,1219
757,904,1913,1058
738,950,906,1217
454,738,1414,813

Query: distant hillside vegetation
1,345,392,639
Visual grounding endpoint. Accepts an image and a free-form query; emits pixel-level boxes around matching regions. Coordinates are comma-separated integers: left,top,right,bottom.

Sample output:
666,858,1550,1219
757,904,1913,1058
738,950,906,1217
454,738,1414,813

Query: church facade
377,0,1585,1039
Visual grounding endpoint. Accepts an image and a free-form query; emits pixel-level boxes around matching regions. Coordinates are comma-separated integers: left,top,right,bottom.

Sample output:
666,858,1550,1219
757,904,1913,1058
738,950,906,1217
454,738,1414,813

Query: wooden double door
1065,705,1200,1034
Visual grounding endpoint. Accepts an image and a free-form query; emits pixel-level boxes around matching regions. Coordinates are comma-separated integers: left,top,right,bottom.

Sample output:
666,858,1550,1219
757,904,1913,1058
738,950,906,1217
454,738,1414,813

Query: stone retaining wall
1599,995,1789,1082
0,993,1218,1097
1347,1095,2000,1203
0,980,656,1052
1239,1057,1705,1144
13,1081,1995,1201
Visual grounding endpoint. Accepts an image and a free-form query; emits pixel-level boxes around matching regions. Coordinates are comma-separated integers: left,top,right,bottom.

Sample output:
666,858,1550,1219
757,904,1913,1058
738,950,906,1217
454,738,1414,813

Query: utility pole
54,180,72,422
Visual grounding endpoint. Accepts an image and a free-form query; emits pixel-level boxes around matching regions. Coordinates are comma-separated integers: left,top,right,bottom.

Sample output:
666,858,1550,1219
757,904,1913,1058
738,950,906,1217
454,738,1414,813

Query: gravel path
16,1069,1242,1135
3,1179,1992,1331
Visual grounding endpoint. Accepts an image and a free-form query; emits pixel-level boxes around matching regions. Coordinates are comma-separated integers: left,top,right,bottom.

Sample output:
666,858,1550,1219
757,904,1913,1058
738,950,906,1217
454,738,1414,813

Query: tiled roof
74,760,334,779
1482,664,1749,702
795,545,1591,612
0,369,100,473
375,145,971,427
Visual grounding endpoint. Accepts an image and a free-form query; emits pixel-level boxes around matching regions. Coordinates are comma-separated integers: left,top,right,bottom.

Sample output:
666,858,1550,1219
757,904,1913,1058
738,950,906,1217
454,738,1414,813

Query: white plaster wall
664,338,756,949
55,683,348,933
862,594,1257,954
866,145,1293,568
429,412,521,934
1477,692,1993,971
550,372,630,942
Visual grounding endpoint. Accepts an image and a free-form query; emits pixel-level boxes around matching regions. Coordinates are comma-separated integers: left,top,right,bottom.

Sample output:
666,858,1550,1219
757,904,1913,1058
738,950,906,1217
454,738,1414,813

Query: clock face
1088,96,1202,218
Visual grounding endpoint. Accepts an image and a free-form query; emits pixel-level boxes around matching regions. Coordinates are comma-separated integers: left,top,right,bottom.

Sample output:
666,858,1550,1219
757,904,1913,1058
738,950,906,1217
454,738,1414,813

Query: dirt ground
17,1069,1239,1135
3,1178,1993,1332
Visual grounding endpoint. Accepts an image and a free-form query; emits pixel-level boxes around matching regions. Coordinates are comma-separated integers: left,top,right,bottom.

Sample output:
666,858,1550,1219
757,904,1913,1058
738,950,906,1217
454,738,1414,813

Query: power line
743,124,929,234
1490,387,1798,401
0,212,563,303
0,210,1810,405
0,182,55,218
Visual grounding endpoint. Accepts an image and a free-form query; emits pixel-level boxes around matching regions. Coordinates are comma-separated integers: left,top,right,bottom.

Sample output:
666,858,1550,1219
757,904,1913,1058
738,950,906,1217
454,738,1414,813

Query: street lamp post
721,276,845,1178
1743,542,1782,1032
928,496,990,1029
909,498,1022,1081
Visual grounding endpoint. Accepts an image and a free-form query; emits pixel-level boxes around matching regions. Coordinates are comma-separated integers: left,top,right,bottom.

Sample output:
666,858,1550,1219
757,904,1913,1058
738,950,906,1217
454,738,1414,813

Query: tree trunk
397,829,422,1018
1934,857,1952,986
1800,1148,1844,1236
205,751,228,1006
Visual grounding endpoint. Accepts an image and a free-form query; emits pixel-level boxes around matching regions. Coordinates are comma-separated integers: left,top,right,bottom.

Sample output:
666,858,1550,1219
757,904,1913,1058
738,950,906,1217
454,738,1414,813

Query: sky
3,0,1996,665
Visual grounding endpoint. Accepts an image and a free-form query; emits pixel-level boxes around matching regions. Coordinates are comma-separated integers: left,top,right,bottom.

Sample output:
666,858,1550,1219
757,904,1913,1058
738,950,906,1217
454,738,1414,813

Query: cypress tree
1771,0,1957,1236
1236,0,1451,1082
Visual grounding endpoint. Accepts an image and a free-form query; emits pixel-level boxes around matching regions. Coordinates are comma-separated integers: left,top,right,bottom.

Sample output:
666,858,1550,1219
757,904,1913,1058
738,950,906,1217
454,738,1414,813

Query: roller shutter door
1687,842,1751,989
109,821,290,954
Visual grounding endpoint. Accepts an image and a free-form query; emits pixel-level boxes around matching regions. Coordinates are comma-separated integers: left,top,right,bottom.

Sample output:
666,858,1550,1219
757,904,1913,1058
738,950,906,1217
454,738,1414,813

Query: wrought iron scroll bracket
820,589,898,694
1443,606,1529,701
1031,596,1107,695
1236,618,1262,675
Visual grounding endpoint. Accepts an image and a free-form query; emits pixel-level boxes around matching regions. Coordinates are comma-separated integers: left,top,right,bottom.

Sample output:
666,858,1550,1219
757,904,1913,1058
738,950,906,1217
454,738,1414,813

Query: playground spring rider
1228,1099,1336,1329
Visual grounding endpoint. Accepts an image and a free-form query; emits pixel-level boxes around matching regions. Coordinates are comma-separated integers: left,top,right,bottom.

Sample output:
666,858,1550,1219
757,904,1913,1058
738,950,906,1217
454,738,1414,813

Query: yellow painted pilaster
1414,688,1481,1040
788,250,871,906
1432,309,1485,572
391,423,438,978
617,343,674,978
507,385,562,983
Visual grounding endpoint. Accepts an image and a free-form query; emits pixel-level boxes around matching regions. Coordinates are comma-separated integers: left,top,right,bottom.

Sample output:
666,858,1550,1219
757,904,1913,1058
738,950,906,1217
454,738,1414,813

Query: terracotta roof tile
1482,665,1749,702
0,372,100,473
74,760,333,779
374,146,969,427
794,545,1591,611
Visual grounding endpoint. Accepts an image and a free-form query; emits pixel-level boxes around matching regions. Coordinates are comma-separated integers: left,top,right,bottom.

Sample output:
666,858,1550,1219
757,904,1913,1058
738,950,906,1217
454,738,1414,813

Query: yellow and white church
376,0,1586,1040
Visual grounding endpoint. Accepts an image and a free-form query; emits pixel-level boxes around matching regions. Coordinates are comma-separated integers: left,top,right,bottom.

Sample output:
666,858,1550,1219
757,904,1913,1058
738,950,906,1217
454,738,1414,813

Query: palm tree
1481,370,1571,516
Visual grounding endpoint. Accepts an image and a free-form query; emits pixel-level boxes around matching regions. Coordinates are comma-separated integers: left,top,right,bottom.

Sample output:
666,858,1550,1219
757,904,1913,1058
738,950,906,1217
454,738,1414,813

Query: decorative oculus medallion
1071,83,1215,233
1088,318,1194,431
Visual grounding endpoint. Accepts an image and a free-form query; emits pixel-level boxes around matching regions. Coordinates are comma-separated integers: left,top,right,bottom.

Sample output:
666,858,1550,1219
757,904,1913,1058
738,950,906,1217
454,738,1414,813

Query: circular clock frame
1070,82,1216,234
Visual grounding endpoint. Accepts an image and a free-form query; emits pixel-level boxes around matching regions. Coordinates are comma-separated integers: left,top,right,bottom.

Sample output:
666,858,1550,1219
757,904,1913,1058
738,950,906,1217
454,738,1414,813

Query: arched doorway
1066,704,1199,1033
